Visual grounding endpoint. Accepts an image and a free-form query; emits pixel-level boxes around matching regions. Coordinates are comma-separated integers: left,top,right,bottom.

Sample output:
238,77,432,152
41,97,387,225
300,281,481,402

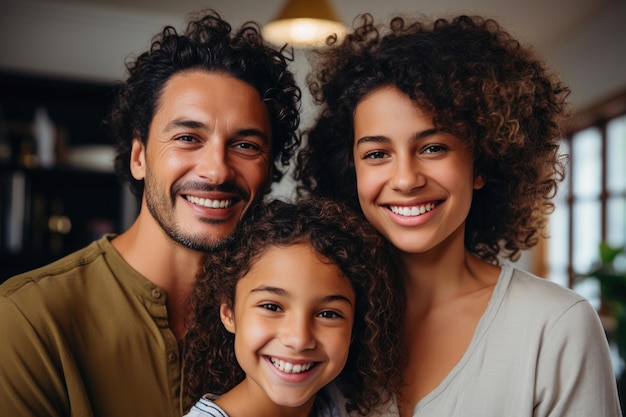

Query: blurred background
0,0,625,321
0,0,625,403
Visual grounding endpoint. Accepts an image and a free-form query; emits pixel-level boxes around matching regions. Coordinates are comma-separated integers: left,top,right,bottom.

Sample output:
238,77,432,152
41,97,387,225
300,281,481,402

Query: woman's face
352,85,484,255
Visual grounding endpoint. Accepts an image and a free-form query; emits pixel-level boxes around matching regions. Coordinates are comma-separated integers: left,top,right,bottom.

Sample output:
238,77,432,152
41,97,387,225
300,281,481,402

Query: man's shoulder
0,236,113,298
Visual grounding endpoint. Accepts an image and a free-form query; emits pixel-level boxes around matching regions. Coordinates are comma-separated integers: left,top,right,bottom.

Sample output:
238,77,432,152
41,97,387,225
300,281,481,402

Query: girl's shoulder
184,395,229,417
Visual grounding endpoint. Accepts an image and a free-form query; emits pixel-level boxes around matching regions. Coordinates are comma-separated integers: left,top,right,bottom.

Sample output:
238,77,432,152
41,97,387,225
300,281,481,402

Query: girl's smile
219,243,355,411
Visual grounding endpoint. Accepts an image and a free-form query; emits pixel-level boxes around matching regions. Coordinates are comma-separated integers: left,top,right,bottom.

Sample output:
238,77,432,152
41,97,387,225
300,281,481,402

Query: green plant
581,242,626,360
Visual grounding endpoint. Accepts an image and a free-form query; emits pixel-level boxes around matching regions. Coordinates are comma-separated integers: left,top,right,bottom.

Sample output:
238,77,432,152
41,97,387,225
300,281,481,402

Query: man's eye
175,135,197,142
233,142,260,150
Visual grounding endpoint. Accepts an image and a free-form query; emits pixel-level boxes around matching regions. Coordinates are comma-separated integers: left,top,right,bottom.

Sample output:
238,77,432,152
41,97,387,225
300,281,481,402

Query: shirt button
168,352,177,363
151,288,161,299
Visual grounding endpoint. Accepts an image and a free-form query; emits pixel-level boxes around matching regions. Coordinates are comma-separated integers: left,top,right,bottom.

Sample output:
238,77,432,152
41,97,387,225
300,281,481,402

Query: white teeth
185,195,233,209
269,357,314,374
390,203,437,217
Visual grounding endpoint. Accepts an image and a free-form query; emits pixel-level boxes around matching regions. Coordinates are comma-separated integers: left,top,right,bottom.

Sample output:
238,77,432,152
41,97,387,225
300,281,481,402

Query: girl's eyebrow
323,294,353,306
250,285,286,296
355,127,439,147
250,286,353,306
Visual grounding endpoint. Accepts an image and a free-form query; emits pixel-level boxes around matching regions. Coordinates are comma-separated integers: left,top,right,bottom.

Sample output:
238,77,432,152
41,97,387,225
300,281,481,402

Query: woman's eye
260,303,281,312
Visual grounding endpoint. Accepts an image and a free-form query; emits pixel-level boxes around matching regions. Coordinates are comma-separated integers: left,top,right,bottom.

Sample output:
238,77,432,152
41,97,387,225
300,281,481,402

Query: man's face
131,70,272,251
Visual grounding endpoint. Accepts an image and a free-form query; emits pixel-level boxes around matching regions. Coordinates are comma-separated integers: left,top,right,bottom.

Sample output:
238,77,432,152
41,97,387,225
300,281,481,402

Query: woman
295,13,621,417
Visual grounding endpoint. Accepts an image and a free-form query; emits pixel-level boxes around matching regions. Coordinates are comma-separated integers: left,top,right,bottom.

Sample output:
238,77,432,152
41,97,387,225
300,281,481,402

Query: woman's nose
388,157,426,192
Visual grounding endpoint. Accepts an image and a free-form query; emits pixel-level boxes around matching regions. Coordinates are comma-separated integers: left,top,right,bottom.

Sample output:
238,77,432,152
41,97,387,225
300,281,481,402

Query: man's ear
220,303,236,334
129,138,146,181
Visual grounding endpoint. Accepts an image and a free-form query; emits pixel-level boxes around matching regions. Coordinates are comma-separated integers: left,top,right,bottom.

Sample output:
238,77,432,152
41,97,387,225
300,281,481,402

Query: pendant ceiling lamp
263,0,346,48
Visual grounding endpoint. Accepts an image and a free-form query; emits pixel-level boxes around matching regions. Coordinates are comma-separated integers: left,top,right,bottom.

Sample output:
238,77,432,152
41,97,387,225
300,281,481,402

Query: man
0,9,300,417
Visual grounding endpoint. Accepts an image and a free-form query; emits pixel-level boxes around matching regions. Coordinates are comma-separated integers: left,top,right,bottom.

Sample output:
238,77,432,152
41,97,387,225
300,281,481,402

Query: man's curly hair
183,198,406,415
105,9,301,197
295,14,571,263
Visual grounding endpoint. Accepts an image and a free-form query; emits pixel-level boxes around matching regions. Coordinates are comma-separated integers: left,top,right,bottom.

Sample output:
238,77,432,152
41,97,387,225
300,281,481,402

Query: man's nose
197,143,234,184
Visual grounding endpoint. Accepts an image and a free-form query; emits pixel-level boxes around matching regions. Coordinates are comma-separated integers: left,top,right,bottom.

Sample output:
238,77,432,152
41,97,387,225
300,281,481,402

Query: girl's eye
260,303,281,312
364,150,387,159
318,310,342,319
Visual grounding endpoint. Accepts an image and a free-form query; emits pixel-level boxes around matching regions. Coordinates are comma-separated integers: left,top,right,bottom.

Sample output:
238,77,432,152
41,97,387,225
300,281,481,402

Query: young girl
296,13,622,417
183,198,406,417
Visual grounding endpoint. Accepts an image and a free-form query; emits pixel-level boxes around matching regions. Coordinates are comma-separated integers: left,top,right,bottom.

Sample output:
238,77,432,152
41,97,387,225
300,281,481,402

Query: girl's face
353,85,484,255
220,243,355,412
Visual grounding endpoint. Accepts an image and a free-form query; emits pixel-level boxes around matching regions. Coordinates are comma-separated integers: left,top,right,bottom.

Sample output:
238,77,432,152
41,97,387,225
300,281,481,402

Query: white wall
1,0,624,112
542,0,626,112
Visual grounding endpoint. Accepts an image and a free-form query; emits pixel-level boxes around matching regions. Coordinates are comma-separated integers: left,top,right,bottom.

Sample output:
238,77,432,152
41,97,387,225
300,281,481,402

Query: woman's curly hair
105,9,301,197
184,198,406,415
295,14,571,263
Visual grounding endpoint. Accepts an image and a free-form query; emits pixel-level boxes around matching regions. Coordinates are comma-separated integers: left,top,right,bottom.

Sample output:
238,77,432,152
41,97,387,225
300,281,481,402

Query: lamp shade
263,0,346,48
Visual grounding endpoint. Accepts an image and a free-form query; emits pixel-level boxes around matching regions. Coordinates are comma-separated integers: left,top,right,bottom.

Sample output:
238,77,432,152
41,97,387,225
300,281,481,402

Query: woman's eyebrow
355,127,439,147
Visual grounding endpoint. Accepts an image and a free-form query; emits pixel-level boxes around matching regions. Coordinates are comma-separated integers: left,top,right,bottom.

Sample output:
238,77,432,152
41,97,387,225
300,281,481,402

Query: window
547,92,626,306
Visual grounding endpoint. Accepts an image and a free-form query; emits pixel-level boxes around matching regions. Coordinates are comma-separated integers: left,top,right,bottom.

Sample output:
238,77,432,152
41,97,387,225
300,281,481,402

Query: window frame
559,89,626,288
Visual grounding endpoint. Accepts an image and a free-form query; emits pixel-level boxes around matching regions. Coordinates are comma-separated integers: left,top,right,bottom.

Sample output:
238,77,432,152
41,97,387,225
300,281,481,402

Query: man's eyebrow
355,127,439,146
163,119,269,142
237,128,269,142
163,119,207,132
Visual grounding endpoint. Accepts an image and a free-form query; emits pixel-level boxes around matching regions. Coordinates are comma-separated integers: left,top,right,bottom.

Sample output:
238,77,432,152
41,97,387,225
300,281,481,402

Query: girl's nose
280,314,316,351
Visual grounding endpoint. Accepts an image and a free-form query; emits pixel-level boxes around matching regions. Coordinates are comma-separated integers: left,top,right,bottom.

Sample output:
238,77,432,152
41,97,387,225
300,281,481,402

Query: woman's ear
129,138,146,181
473,174,485,190
220,303,236,334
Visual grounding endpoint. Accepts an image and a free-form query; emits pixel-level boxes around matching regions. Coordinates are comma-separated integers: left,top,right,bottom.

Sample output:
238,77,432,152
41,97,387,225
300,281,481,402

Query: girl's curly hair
295,14,571,263
105,9,301,197
183,198,406,415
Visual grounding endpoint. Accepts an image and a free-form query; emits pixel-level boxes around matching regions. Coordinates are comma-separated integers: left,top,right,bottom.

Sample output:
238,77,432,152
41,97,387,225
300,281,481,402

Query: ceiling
10,0,619,113
48,0,611,54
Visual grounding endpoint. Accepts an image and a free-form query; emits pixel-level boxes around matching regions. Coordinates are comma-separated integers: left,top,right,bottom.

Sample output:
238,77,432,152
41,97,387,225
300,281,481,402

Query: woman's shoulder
501,265,596,323
506,266,583,300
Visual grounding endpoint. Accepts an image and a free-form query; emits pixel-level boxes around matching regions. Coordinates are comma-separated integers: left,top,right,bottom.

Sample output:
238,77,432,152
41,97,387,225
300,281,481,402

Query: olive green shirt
0,235,192,417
